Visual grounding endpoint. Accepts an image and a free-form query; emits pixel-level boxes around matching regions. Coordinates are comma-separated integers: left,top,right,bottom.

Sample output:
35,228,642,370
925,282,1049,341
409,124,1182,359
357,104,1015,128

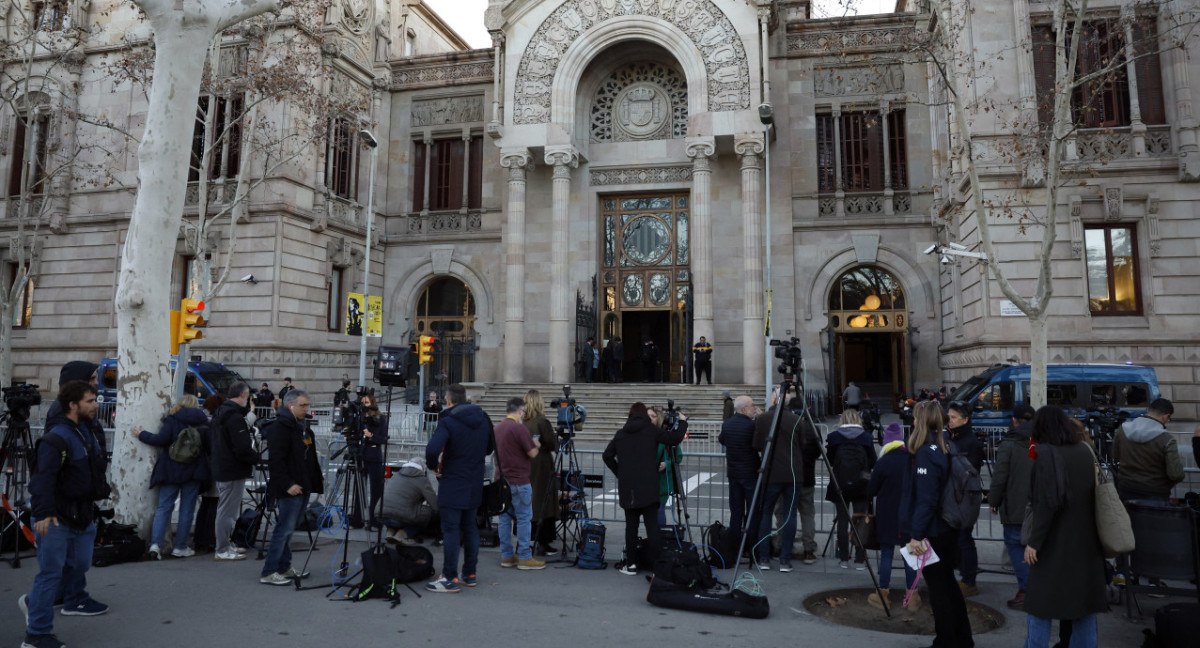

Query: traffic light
169,310,181,355
178,298,206,348
418,335,435,365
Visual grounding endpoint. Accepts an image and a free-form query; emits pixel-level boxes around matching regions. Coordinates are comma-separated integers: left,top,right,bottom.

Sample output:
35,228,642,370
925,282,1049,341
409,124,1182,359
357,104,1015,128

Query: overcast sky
422,0,900,49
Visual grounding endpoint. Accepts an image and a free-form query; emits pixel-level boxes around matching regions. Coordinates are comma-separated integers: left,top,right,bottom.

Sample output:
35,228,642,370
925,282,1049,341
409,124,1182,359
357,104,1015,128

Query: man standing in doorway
425,384,494,593
842,381,862,411
692,336,713,385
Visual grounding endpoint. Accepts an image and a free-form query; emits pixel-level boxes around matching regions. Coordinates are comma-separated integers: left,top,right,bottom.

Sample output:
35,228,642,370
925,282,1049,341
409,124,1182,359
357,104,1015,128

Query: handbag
851,512,879,550
1088,445,1135,558
481,427,512,518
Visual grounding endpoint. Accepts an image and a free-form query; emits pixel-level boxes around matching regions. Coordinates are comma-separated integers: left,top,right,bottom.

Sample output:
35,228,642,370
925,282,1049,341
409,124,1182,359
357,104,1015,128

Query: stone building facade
4,0,1199,416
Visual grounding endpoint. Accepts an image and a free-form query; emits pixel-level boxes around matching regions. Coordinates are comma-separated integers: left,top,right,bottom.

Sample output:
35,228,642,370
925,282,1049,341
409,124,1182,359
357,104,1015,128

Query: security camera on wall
241,274,258,284
940,255,953,265
923,244,939,255
758,103,774,126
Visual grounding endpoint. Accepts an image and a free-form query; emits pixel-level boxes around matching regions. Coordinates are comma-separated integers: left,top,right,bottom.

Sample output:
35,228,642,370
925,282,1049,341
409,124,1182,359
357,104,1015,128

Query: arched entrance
828,266,909,409
414,277,477,385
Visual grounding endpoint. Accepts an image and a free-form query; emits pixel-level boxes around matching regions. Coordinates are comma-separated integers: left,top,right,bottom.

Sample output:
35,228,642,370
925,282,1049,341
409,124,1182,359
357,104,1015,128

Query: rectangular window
816,110,907,194
8,112,51,197
33,0,69,31
1085,225,1142,315
188,95,245,182
327,267,344,332
1031,16,1165,129
8,263,33,329
411,135,483,211
328,118,359,200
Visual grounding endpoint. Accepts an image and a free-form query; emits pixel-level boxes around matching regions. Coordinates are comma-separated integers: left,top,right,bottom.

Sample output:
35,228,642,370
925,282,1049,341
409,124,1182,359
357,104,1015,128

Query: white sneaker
17,594,28,626
171,547,196,558
233,546,248,555
148,544,162,560
214,550,246,561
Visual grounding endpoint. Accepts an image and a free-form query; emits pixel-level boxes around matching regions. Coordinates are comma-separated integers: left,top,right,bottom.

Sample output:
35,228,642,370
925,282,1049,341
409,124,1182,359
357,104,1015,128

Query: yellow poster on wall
346,293,364,336
366,295,382,338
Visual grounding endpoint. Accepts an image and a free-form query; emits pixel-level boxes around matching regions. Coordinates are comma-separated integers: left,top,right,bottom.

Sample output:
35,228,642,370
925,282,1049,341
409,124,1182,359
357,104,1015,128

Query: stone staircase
470,382,766,446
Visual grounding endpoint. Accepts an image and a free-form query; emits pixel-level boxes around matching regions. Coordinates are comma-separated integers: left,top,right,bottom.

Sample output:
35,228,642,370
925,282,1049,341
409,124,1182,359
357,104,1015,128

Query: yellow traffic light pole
172,299,207,400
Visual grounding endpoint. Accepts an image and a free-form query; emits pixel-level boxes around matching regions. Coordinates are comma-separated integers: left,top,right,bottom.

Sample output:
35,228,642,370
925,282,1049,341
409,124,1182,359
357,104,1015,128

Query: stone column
500,149,532,382
546,147,578,383
881,100,894,215
832,105,845,218
1163,0,1199,180
460,129,472,214
736,136,765,384
421,133,433,215
686,138,716,347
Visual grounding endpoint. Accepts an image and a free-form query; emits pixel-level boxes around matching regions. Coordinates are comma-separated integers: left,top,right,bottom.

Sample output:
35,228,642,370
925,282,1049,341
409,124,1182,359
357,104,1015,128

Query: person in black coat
358,392,389,529
261,390,323,584
133,395,211,558
946,401,985,595
901,401,973,647
752,389,805,570
826,409,877,567
867,422,918,609
210,383,259,559
718,395,760,536
603,402,687,574
639,339,659,383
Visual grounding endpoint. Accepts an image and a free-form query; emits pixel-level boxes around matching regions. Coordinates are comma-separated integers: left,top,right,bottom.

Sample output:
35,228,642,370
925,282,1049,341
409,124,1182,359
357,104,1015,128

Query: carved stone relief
339,0,374,34
392,60,494,90
331,73,371,110
514,0,750,125
590,165,693,186
411,96,485,126
815,65,904,97
787,25,921,55
592,62,688,142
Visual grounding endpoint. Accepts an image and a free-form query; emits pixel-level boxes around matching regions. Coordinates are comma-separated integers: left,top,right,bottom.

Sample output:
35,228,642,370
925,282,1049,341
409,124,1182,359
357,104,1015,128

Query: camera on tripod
3,383,42,420
554,385,587,439
332,387,372,447
661,399,683,432
770,337,803,377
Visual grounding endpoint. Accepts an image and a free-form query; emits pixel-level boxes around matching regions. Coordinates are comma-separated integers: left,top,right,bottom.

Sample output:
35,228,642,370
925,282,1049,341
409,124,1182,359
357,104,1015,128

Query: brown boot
867,588,890,609
903,589,923,612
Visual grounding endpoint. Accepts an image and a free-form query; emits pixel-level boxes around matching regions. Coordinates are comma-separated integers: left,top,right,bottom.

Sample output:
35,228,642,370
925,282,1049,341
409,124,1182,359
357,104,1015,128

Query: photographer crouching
603,402,687,575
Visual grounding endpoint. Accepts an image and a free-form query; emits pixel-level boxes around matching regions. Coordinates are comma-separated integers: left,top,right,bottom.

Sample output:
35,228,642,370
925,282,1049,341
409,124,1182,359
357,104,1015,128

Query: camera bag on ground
940,444,983,529
353,545,436,603
92,520,146,567
1152,602,1200,648
575,519,607,569
652,542,717,590
636,525,688,568
233,508,263,549
702,520,739,570
646,578,769,619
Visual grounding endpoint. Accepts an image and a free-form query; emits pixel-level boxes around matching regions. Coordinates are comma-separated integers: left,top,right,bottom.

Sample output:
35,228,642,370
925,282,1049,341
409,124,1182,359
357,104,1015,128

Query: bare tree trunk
1028,313,1049,409
111,0,277,533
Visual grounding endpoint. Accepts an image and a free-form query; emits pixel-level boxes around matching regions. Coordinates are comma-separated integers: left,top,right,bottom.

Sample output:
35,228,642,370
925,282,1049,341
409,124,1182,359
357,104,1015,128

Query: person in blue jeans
988,404,1036,609
134,394,211,559
259,390,323,585
494,397,543,570
23,381,110,648
425,384,495,592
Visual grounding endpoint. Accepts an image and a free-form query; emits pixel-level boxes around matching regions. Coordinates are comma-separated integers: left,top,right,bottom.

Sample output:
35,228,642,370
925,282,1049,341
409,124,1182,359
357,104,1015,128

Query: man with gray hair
718,395,761,537
260,389,323,585
210,382,259,561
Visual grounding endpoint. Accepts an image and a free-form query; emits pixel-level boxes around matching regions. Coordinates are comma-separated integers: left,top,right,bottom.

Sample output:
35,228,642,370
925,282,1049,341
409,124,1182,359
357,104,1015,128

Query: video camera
331,387,373,447
770,337,803,377
3,383,42,421
554,385,587,439
661,398,682,431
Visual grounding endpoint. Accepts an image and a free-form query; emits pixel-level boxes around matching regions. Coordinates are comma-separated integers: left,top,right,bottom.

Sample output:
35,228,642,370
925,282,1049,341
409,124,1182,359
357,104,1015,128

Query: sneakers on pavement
778,561,794,573
758,560,771,571
855,560,866,571
517,558,546,570
260,573,292,586
839,560,850,569
281,567,310,580
60,599,108,616
617,562,638,576
171,547,196,558
21,634,65,648
214,550,246,561
425,576,461,593
500,557,519,568
462,574,478,587
801,551,817,565
147,544,162,560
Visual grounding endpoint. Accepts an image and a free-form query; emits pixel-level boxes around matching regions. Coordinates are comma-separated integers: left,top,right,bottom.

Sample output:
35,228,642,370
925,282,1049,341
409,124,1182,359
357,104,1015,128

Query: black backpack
832,441,870,499
703,520,740,570
92,520,146,567
940,444,983,529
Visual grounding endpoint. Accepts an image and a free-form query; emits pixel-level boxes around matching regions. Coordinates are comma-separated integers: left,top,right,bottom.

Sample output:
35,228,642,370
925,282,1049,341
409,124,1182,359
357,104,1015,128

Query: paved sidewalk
0,526,1172,647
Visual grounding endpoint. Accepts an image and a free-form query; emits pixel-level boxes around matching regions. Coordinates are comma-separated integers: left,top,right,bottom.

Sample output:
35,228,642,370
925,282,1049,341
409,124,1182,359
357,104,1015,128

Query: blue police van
947,363,1160,436
97,358,248,425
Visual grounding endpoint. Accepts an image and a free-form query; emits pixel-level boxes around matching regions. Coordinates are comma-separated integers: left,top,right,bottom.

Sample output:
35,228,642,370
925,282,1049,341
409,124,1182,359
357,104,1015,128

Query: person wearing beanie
867,420,919,610
44,361,105,457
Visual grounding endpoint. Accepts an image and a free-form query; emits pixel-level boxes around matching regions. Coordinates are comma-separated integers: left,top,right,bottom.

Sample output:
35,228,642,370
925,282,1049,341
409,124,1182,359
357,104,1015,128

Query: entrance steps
471,382,766,445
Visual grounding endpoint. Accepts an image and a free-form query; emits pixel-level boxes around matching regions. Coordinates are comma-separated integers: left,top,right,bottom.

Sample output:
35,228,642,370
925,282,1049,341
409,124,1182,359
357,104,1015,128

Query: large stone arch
388,258,496,341
804,246,937,322
512,0,751,127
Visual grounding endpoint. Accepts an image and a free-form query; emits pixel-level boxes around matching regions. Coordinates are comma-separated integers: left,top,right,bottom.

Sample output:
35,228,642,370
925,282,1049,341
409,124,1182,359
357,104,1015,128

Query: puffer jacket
718,413,759,480
425,402,494,510
1113,416,1184,498
137,406,212,487
603,415,687,509
989,420,1035,525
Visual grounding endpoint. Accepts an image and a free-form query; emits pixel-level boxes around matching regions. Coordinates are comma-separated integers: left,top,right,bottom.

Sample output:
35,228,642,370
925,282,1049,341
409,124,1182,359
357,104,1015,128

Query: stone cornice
390,49,494,90
589,165,692,186
785,15,927,57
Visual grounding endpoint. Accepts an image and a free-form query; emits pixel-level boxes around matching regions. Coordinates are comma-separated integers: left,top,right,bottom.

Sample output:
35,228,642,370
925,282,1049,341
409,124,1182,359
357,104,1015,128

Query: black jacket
603,415,687,510
44,400,107,459
948,422,985,472
360,412,389,463
211,400,259,482
253,388,274,407
825,425,877,502
718,413,759,480
137,407,211,487
868,441,909,545
753,406,806,485
30,417,109,529
266,408,324,499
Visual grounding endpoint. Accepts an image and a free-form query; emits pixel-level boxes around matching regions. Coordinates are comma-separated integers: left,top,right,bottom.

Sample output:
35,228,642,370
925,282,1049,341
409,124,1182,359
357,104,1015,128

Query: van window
1091,382,1149,407
975,381,1014,411
1019,382,1083,408
101,367,117,389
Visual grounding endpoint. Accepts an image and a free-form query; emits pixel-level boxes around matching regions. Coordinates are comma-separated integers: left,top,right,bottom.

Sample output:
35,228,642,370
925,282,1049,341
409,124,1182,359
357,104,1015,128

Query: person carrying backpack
133,394,211,559
826,408,877,569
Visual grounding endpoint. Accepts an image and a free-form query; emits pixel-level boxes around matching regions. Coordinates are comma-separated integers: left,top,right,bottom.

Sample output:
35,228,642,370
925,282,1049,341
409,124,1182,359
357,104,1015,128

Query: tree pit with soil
803,588,1006,636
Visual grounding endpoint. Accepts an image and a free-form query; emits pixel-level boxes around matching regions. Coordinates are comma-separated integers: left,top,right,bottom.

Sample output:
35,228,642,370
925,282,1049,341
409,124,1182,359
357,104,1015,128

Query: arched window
415,277,475,335
828,266,907,331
